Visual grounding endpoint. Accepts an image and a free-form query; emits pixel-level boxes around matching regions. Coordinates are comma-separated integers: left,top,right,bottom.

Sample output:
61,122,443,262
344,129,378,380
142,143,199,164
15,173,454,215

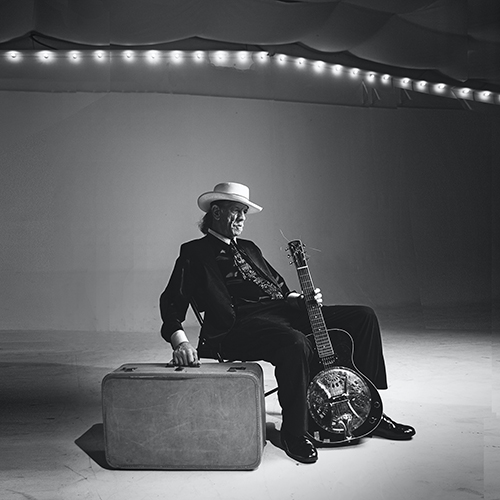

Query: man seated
159,182,415,464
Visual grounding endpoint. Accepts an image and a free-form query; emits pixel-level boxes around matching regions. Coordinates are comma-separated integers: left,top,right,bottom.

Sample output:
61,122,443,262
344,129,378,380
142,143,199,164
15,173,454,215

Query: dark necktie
230,241,284,300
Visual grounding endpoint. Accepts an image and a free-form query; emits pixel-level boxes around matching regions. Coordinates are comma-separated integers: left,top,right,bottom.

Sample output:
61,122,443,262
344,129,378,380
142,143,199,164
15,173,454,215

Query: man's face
213,201,249,239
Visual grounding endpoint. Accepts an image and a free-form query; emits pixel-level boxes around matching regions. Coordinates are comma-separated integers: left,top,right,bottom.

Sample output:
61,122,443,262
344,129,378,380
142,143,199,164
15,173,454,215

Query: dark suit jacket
159,233,291,344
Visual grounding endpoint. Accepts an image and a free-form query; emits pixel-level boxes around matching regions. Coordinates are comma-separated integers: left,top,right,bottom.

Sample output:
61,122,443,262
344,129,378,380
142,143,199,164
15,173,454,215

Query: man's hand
313,288,323,306
170,341,200,366
287,288,323,308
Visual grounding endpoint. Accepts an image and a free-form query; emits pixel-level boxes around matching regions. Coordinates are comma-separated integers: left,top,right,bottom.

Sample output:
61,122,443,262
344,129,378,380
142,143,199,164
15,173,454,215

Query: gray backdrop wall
0,91,498,332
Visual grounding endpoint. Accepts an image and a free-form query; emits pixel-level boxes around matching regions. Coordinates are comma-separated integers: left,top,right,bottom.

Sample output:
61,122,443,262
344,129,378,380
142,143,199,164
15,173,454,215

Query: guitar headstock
287,239,308,269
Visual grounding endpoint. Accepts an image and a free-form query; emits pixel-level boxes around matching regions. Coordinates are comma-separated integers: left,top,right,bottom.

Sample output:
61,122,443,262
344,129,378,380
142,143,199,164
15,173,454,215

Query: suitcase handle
173,365,201,371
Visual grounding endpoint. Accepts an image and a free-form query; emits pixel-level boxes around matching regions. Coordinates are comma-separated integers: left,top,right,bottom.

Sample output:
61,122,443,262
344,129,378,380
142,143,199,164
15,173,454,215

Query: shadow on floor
76,421,284,471
75,423,114,470
265,421,281,449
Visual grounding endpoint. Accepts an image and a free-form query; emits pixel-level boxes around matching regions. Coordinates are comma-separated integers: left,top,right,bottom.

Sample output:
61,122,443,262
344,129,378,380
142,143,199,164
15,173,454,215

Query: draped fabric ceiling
1,0,499,95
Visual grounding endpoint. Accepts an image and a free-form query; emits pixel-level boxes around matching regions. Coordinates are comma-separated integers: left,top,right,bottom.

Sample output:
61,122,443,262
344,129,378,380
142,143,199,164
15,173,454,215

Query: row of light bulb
3,49,498,104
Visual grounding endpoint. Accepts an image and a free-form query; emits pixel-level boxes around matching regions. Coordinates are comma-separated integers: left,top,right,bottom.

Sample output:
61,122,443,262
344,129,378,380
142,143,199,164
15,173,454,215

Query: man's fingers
172,343,200,366
185,348,197,365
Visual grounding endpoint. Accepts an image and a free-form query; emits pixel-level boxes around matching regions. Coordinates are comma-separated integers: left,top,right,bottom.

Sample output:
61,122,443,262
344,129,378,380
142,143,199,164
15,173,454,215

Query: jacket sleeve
159,245,192,343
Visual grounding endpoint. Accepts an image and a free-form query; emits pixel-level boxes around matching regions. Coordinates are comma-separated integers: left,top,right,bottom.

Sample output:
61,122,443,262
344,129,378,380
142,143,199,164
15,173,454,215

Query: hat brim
197,192,263,214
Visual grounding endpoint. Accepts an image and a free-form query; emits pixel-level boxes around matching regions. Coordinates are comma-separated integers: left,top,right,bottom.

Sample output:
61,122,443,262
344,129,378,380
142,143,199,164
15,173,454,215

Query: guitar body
286,239,383,446
306,328,383,446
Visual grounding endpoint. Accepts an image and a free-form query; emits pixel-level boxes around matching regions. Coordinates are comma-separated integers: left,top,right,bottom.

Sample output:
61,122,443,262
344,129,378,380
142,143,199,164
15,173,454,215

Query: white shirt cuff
171,330,189,349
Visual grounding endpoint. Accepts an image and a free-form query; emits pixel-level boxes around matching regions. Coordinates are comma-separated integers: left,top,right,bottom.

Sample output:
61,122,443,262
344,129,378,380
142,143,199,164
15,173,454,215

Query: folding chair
190,298,278,398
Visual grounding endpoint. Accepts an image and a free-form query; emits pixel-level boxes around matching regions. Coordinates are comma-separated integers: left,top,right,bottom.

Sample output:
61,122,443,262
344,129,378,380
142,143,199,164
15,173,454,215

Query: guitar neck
296,266,334,360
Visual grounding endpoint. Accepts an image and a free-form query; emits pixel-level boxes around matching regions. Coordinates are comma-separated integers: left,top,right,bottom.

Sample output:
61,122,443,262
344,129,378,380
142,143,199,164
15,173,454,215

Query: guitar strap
230,241,284,300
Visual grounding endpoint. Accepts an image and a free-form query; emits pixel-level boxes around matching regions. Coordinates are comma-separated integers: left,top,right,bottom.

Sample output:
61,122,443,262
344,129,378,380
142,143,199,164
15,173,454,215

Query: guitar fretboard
296,266,336,365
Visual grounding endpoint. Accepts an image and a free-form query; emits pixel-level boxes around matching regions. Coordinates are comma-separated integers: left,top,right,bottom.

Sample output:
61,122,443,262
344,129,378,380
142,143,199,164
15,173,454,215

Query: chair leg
264,387,278,397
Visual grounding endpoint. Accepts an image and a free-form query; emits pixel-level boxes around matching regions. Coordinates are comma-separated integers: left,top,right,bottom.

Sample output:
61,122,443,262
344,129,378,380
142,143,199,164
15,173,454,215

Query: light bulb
146,50,160,62
171,51,183,63
216,51,228,62
38,51,52,61
314,61,325,71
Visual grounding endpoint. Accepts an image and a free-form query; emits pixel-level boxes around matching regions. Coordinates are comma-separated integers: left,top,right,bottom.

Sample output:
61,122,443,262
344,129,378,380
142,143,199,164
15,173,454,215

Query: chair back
190,298,224,362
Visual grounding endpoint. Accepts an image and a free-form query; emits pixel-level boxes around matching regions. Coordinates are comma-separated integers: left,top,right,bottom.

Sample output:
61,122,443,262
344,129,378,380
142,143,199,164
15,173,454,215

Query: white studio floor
1,307,499,500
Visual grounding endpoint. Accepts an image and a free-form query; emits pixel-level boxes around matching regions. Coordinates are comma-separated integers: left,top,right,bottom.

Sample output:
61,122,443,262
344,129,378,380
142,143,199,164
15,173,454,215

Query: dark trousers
218,300,388,437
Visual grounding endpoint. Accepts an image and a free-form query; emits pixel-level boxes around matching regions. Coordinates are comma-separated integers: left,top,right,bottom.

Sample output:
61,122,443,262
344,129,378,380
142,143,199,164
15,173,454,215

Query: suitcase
102,362,266,470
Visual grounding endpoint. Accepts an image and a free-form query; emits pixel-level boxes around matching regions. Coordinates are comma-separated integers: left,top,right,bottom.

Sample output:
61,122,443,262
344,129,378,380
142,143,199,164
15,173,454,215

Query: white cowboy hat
197,182,263,214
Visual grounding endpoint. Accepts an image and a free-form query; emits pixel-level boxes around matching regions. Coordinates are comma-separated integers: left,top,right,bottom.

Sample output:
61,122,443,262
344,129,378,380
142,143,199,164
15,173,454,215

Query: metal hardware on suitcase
102,362,266,470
